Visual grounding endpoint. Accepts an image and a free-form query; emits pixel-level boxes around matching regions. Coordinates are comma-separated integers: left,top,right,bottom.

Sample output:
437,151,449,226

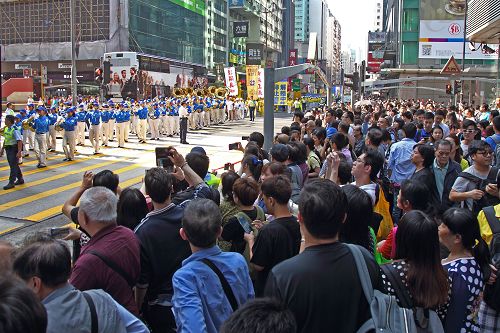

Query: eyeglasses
463,129,476,133
476,151,493,156
355,159,366,164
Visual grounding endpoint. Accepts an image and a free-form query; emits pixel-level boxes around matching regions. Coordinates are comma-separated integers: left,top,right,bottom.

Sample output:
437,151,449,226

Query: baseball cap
190,146,207,156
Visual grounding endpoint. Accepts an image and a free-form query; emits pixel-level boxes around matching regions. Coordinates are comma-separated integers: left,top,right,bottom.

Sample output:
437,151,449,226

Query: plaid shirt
479,301,500,333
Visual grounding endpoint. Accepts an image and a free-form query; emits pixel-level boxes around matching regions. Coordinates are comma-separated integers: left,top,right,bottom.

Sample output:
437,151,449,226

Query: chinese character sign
289,49,298,66
257,68,264,98
246,43,263,65
246,65,259,100
233,21,249,38
224,67,239,96
274,81,288,106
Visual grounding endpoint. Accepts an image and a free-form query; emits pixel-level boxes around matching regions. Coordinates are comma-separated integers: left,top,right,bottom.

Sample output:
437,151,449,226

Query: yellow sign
274,81,288,106
246,65,260,100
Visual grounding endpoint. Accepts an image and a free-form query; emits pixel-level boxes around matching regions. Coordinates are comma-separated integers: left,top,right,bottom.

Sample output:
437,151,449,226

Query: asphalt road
0,113,291,246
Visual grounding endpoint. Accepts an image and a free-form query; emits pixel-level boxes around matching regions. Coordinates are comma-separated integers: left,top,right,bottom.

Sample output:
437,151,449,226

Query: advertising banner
274,81,288,106
224,67,238,96
257,68,264,98
233,21,249,38
229,0,244,8
419,20,499,59
292,78,301,91
246,65,259,100
368,31,386,43
289,49,298,66
246,43,263,65
169,0,206,16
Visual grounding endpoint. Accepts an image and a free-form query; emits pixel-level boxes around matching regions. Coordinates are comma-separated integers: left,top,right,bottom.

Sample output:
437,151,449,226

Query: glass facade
129,0,205,65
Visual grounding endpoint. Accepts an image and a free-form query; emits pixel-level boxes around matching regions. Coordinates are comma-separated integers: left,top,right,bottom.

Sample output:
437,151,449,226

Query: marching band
3,92,253,170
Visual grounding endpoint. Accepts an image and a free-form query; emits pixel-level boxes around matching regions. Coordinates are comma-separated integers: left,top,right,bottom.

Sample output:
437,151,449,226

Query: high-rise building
341,50,356,73
325,15,341,84
205,0,229,71
374,1,383,31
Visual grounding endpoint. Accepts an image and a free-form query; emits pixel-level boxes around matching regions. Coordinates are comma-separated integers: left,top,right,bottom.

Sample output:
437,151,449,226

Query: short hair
435,109,446,117
232,178,259,206
287,141,307,164
414,109,425,117
414,144,435,168
186,152,210,179
298,179,347,239
182,199,221,248
117,188,149,230
338,159,353,185
367,128,383,146
276,133,289,144
270,144,289,163
79,187,118,224
424,112,435,120
261,161,290,179
363,149,384,181
13,234,71,287
331,132,349,149
5,114,15,124
92,170,119,193
145,167,173,203
261,175,292,204
402,122,417,139
343,111,354,122
469,140,490,156
293,111,304,120
462,119,477,130
220,298,297,333
400,179,430,212
221,171,240,202
493,115,500,132
0,275,47,333
281,126,291,135
435,139,452,151
402,111,413,120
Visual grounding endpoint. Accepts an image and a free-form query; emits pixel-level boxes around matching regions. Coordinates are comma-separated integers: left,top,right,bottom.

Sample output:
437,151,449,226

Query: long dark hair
117,188,149,230
221,171,240,203
395,210,449,308
340,185,373,253
441,208,491,281
242,154,263,180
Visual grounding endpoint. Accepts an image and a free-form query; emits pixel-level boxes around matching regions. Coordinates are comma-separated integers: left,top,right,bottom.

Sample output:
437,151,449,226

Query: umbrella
354,100,375,107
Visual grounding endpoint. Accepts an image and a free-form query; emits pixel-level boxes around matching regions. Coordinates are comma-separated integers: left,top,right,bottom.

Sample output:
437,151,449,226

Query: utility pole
70,0,78,105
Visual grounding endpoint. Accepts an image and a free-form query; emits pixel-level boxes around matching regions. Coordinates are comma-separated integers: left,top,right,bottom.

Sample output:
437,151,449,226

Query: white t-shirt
354,182,378,206
226,100,234,110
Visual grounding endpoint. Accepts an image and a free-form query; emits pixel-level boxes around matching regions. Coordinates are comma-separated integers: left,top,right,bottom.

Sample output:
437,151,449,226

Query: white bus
103,52,207,100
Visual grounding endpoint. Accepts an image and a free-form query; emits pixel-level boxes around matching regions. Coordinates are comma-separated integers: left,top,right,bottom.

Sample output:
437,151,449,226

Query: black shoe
3,183,14,190
63,158,69,161
37,164,47,168
68,158,73,161
14,179,24,185
181,141,189,144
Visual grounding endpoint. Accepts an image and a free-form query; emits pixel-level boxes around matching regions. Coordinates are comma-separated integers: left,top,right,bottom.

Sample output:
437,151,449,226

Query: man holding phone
179,101,189,144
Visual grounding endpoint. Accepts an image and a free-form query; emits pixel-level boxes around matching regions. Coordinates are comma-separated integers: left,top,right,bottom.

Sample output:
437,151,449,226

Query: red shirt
70,224,140,315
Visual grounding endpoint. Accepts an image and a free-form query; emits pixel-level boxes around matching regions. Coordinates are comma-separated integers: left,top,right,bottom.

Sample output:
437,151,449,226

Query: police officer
179,100,189,144
61,108,77,161
33,106,50,168
0,115,24,189
86,103,102,155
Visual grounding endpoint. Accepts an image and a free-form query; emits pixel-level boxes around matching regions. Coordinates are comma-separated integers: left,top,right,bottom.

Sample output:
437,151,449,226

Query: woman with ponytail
438,207,491,333
241,154,263,182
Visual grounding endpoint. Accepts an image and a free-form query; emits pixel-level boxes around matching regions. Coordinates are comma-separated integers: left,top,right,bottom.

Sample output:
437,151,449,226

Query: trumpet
54,117,65,132
22,115,35,132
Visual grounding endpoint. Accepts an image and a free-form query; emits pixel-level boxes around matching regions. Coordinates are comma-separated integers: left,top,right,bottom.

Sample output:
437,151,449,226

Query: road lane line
0,156,92,182
0,226,21,236
0,160,117,196
0,155,62,171
22,167,143,221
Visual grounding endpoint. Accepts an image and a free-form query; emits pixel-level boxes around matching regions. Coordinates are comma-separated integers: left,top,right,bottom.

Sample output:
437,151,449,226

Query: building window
402,8,418,32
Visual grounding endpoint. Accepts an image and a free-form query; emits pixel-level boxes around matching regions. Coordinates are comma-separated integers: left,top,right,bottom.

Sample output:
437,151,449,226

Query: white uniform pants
130,115,137,134
116,122,126,147
173,116,179,134
76,122,86,145
47,125,57,149
160,115,167,135
34,133,47,166
62,131,76,160
89,124,101,153
22,130,33,155
108,119,116,141
124,121,130,141
151,118,160,139
204,111,211,127
137,119,147,141
101,122,109,145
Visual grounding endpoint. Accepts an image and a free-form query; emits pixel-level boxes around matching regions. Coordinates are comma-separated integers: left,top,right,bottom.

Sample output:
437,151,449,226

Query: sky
327,0,378,62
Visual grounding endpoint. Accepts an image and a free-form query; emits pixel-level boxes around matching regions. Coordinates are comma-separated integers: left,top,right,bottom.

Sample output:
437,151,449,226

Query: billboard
274,81,288,106
420,0,465,20
289,49,298,66
246,43,263,65
419,20,499,59
233,21,249,37
229,0,244,8
105,58,138,100
224,67,239,96
246,65,259,100
367,31,385,73
170,0,206,16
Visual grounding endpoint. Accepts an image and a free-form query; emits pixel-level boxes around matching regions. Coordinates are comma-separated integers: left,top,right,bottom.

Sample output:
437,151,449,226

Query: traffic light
454,80,461,94
103,61,111,85
344,72,359,92
445,84,452,95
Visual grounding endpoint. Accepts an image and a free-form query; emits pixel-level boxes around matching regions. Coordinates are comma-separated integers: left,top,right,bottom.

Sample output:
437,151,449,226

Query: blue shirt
34,116,50,134
47,113,58,125
388,138,416,184
101,111,112,123
172,246,254,333
485,133,500,151
76,111,87,122
123,110,131,121
86,111,101,125
62,116,77,131
137,107,148,119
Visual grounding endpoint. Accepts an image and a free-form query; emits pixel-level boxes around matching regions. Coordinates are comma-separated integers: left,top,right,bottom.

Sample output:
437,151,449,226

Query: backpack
374,184,394,241
347,244,437,333
457,167,500,215
482,205,500,311
489,135,500,168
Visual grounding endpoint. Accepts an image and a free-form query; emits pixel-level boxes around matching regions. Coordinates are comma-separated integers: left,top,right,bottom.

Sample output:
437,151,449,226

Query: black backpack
458,167,500,215
482,206,500,311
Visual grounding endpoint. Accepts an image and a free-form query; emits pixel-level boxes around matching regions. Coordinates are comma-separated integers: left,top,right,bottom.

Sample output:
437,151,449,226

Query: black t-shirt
264,242,383,333
221,208,258,254
251,216,301,296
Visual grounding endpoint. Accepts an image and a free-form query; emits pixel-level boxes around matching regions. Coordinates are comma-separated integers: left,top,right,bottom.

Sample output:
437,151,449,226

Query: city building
341,50,356,73
374,1,383,31
325,15,341,84
1,0,206,97
205,0,230,71
380,0,498,103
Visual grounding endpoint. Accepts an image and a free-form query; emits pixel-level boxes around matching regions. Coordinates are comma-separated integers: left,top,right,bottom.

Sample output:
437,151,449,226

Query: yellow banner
245,65,260,100
274,81,288,106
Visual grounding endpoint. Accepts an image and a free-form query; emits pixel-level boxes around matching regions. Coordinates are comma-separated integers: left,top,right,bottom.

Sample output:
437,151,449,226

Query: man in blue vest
1,115,24,189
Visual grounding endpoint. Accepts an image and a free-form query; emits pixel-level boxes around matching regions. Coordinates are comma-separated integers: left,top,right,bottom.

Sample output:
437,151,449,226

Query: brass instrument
185,87,194,96
195,89,205,98
216,87,229,98
173,88,185,97
54,117,65,132
208,86,217,96
22,115,35,132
